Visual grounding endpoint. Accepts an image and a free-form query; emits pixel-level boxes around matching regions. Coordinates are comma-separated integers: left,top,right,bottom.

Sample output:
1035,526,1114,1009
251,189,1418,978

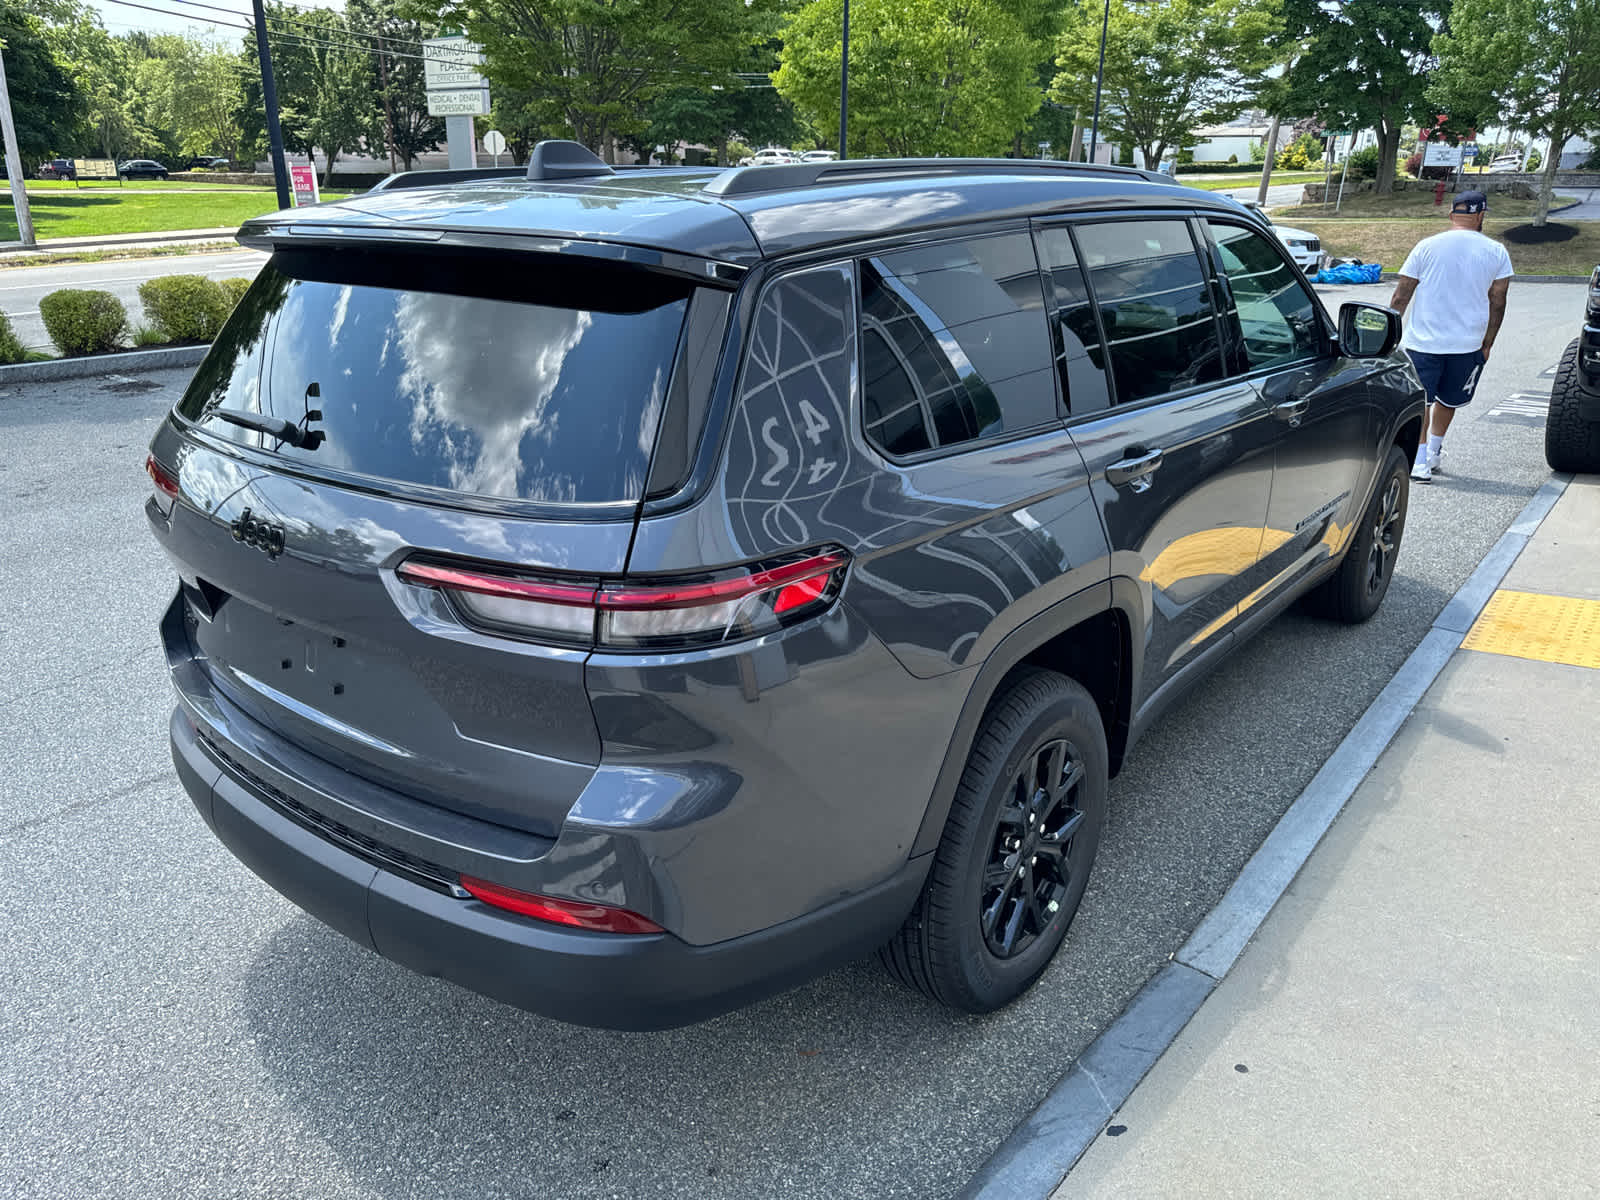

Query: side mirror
1338,302,1401,358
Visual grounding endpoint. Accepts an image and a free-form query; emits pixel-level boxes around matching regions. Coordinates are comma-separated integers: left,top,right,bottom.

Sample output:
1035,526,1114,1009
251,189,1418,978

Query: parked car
1545,264,1600,473
38,158,75,180
749,147,797,166
183,156,231,171
118,159,170,180
145,143,1425,1030
1484,154,1522,174
801,149,839,162
1236,199,1324,274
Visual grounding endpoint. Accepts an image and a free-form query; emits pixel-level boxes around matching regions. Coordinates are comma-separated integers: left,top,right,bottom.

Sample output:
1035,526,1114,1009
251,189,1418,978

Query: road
0,250,267,351
0,281,1583,1200
1555,187,1600,219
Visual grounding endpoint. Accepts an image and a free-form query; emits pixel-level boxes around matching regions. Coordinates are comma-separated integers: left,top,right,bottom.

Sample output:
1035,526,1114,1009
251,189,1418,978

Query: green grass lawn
1279,189,1577,221
1179,171,1325,191
1294,217,1600,277
1,190,353,241
23,177,269,192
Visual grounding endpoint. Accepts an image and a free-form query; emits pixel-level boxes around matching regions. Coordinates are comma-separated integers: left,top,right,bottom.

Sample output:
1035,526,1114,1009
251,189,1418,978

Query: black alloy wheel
1366,474,1403,600
981,737,1088,959
879,667,1108,1013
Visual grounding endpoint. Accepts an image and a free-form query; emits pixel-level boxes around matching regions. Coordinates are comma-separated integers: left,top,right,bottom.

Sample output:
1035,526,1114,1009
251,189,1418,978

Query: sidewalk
1055,477,1600,1197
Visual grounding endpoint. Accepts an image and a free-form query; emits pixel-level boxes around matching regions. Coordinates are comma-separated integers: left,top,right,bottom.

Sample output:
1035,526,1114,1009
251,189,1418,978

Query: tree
35,1,160,160
0,0,81,170
1276,0,1446,197
234,5,374,184
775,0,1041,158
347,0,443,170
416,0,751,159
1431,0,1600,225
1050,0,1281,171
138,35,246,160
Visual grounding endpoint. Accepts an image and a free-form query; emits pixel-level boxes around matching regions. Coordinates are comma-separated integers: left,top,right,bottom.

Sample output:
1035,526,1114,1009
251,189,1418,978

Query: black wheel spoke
996,892,1026,954
982,877,1015,939
983,859,1016,890
1042,807,1085,847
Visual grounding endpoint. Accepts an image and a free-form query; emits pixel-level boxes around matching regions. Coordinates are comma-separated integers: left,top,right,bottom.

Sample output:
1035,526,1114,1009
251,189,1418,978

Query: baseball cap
1451,190,1489,214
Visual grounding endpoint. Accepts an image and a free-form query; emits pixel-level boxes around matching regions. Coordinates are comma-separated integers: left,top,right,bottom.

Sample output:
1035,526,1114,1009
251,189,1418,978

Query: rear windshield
176,249,692,506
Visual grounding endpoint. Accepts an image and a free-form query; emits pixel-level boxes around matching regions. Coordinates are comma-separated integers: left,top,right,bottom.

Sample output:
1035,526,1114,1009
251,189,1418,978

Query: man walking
1387,189,1513,483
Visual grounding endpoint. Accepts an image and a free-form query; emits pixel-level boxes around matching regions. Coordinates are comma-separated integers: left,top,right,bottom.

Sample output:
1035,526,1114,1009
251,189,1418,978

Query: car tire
880,668,1107,1014
1306,443,1409,623
1545,338,1600,473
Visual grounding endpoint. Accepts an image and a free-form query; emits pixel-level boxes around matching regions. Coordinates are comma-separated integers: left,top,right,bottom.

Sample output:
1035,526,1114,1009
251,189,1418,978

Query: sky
86,0,343,40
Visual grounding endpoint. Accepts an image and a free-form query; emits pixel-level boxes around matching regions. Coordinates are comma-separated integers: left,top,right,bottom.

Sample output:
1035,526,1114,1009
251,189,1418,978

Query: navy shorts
1407,349,1487,410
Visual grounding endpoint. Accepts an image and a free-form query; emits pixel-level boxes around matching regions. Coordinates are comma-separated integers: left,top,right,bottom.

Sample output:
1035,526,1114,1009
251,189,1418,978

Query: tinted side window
1208,221,1322,372
860,233,1056,458
1035,227,1111,416
1073,220,1224,405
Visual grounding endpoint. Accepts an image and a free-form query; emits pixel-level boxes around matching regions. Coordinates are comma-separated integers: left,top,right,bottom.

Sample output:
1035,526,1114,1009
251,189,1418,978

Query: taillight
459,876,663,934
146,454,179,517
396,548,850,650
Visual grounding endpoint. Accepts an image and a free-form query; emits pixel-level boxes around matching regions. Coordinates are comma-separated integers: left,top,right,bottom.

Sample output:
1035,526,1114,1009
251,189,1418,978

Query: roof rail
701,157,1176,198
368,166,525,192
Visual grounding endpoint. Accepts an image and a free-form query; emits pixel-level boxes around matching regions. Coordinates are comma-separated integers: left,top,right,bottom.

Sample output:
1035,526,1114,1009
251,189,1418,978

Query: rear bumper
173,709,928,1029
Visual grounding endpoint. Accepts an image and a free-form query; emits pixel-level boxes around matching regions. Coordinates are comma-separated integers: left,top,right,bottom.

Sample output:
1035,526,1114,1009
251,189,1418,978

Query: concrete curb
0,227,239,255
958,470,1574,1200
0,344,208,384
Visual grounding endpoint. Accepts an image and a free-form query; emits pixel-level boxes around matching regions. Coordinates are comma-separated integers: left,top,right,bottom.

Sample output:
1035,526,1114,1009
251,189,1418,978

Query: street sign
288,163,319,207
73,158,116,182
1422,142,1463,168
1462,140,1478,165
482,129,506,156
422,37,484,90
426,88,490,118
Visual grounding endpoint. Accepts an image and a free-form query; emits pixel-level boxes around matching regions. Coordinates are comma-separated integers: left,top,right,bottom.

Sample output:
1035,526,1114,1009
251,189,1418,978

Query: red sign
289,163,319,207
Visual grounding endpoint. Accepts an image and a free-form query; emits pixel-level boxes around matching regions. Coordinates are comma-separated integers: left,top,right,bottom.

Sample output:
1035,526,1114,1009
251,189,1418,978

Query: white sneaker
1411,460,1433,483
1427,449,1443,474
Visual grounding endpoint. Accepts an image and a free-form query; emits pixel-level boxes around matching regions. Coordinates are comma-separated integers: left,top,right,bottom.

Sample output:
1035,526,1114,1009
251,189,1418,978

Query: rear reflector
459,876,663,934
396,548,849,650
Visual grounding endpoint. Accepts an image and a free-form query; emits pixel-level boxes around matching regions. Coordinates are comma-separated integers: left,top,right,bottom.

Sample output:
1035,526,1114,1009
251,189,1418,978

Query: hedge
138,275,233,343
219,277,252,307
39,290,128,356
0,311,27,364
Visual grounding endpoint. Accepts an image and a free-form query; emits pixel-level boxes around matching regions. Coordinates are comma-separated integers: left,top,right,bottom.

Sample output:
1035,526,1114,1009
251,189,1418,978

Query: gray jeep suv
146,143,1425,1029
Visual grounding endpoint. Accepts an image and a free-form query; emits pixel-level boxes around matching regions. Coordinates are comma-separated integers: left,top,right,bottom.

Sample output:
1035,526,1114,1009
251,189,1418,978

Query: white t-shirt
1398,229,1513,355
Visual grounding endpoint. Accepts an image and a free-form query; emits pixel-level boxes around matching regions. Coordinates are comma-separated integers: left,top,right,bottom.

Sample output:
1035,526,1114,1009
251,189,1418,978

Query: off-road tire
1545,338,1600,473
1306,444,1409,624
880,668,1108,1014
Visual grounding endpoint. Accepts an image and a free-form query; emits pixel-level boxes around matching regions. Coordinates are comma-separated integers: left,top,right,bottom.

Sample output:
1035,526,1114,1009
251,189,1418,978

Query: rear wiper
211,407,324,450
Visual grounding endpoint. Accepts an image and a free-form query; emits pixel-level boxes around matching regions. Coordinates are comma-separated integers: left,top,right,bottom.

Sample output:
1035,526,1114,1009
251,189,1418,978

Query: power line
160,0,431,55
96,0,436,63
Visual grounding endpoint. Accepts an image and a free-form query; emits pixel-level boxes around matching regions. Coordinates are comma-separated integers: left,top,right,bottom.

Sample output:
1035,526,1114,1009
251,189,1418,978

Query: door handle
1106,448,1164,489
1273,398,1311,426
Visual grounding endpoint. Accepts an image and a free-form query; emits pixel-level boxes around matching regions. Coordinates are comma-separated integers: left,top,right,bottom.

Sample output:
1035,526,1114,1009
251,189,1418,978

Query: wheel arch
908,580,1140,858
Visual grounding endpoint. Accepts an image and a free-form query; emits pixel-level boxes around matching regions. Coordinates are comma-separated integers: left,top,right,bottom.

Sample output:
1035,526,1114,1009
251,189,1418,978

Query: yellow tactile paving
1461,589,1600,670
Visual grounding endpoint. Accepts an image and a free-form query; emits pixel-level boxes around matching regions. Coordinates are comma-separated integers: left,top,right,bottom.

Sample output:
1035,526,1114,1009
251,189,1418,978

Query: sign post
288,163,320,207
482,129,507,166
423,37,488,171
0,43,35,245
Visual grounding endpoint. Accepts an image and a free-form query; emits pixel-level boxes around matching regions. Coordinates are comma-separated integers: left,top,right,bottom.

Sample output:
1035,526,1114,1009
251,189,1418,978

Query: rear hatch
152,243,707,838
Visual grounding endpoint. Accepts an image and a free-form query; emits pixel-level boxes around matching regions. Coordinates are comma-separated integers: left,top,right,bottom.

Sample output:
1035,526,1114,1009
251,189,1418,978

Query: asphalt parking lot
0,281,1583,1199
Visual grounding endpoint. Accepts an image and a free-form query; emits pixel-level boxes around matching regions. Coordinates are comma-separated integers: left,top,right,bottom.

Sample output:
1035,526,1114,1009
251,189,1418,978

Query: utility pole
1088,0,1111,165
1256,114,1281,206
0,43,36,246
251,0,292,209
838,0,850,159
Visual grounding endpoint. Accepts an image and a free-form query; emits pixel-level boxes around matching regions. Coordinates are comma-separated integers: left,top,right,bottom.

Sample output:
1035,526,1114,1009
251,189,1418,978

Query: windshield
176,250,692,507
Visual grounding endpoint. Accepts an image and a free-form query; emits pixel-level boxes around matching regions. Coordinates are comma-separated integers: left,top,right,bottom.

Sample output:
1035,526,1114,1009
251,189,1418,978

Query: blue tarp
1311,262,1383,284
